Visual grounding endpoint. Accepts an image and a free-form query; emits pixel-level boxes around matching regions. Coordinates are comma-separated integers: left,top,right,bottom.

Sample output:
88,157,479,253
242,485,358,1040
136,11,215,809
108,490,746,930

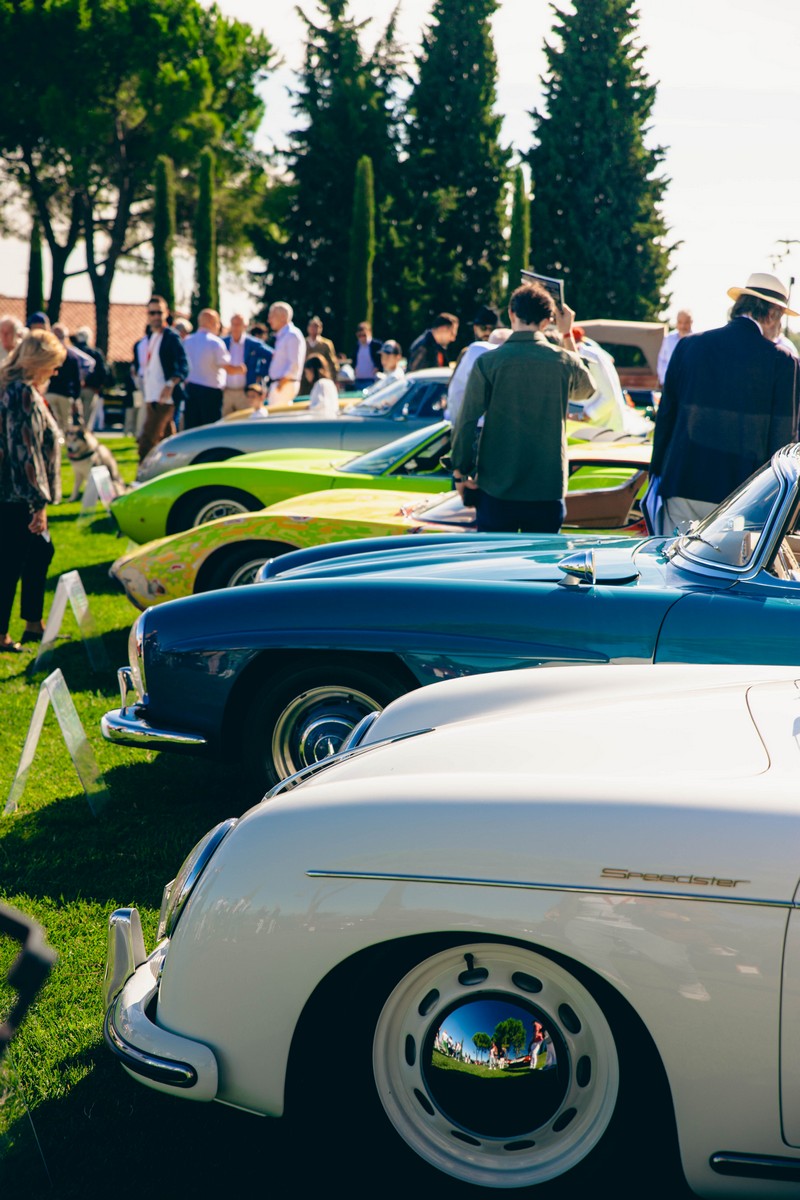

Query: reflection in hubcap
423,994,568,1139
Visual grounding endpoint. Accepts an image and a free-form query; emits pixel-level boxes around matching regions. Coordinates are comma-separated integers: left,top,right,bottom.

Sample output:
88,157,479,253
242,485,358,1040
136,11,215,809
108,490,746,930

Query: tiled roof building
0,296,149,364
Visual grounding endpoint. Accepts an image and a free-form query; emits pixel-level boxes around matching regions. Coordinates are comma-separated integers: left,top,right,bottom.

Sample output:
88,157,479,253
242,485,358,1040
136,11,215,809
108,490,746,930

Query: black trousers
474,490,566,534
0,501,55,633
184,383,223,430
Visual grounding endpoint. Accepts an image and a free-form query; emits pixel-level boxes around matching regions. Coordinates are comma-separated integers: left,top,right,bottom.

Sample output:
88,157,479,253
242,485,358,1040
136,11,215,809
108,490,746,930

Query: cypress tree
506,166,531,305
402,0,508,342
526,0,672,319
344,156,376,338
153,155,176,311
259,1,402,347
26,218,44,316
194,147,218,319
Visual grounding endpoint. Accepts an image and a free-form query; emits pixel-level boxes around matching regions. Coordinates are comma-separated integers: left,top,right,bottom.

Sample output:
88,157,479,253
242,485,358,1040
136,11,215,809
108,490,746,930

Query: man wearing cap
650,272,800,535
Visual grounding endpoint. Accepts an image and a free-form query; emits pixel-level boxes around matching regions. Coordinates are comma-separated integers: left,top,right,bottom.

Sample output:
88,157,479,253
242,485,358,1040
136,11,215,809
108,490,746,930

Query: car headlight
158,819,238,941
127,613,148,701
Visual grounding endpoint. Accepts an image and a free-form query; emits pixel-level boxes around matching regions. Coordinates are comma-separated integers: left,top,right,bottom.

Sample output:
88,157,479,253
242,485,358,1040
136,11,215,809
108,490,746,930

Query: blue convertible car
103,445,800,794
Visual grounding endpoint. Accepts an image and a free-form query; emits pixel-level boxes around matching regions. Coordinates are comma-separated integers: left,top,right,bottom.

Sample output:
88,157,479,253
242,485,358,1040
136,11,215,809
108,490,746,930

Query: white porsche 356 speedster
104,662,800,1196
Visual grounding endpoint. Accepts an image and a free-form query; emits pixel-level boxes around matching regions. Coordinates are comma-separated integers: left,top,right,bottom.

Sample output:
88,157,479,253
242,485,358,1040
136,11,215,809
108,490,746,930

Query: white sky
5,0,800,333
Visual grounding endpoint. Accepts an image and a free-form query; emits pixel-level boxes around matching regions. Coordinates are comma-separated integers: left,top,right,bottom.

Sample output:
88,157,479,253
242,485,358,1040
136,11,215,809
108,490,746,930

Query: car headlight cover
158,819,238,941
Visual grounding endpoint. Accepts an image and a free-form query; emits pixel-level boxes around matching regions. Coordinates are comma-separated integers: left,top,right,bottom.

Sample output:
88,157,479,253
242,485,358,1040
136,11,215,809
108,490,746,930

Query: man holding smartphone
451,281,594,533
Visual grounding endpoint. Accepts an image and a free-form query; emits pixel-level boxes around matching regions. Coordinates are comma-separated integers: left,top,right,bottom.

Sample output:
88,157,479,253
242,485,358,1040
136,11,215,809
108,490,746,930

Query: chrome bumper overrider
103,908,218,1098
101,667,208,749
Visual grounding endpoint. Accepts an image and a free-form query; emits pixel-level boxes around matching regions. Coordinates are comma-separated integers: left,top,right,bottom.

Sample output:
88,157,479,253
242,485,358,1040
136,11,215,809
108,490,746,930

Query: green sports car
111,423,457,543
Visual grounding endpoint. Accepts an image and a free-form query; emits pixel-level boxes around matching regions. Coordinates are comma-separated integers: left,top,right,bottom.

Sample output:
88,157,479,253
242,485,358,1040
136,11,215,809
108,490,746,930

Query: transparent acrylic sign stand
34,569,111,673
79,465,116,516
5,669,110,816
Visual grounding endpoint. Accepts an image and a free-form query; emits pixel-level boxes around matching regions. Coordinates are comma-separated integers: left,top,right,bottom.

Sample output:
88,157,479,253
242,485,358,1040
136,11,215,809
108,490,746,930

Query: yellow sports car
110,445,650,610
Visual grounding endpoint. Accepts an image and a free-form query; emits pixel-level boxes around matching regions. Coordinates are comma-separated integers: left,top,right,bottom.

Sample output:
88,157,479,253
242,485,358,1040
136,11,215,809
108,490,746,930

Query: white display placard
80,465,116,514
5,669,109,816
34,570,110,673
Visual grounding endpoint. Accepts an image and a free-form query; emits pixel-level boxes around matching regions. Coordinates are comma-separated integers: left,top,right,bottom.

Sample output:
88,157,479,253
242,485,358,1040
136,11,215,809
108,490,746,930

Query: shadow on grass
0,756,244,908
0,1054,286,1199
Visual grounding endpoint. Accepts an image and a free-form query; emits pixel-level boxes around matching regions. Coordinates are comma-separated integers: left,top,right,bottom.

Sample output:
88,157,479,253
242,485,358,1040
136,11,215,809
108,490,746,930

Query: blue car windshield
672,464,782,570
339,424,451,476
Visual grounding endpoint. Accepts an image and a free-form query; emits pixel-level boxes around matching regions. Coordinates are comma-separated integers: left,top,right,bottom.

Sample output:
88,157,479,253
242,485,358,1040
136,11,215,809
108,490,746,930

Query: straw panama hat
727,272,799,317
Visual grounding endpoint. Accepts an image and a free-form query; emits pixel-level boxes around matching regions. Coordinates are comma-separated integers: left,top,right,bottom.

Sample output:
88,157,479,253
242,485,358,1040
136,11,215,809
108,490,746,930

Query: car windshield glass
413,491,477,527
343,376,412,416
671,464,781,569
339,424,451,476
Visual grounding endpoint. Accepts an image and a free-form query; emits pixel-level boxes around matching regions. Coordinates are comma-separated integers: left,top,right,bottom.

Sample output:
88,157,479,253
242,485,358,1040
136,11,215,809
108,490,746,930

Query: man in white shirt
267,301,306,407
183,309,236,428
138,295,190,461
657,309,693,385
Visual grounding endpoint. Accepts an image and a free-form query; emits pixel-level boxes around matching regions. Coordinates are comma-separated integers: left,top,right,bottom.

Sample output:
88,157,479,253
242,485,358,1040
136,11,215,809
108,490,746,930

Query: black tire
288,940,681,1194
197,541,297,593
166,487,263,534
242,657,413,793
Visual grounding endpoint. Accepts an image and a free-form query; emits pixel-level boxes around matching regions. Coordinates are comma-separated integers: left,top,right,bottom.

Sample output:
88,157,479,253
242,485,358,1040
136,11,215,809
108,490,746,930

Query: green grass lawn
0,440,298,1196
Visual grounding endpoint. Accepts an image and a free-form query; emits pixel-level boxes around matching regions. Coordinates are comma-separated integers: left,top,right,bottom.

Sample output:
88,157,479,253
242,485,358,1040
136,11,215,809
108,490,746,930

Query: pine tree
258,1,403,347
26,218,43,316
194,147,218,319
506,166,531,305
153,155,176,310
344,156,376,337
526,0,672,319
402,0,508,342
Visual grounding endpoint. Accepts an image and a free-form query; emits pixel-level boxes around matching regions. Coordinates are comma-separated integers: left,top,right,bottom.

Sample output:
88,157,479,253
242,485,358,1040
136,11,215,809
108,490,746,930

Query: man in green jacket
451,281,594,532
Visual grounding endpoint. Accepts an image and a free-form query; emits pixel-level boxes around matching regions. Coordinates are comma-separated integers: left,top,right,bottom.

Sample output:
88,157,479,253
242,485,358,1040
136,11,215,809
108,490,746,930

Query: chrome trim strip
103,1002,198,1088
101,709,207,748
304,869,795,909
710,1152,800,1181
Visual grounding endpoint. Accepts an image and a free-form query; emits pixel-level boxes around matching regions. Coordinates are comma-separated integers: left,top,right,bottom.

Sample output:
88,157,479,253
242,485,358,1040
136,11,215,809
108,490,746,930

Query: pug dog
64,423,126,501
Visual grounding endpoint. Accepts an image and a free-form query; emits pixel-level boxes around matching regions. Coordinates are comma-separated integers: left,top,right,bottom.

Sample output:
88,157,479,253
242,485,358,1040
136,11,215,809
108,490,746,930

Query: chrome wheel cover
192,497,251,526
373,943,619,1188
227,557,268,587
271,685,383,778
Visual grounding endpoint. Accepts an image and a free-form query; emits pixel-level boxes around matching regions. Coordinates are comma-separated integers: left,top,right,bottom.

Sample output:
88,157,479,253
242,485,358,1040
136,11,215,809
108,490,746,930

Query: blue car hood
267,533,664,586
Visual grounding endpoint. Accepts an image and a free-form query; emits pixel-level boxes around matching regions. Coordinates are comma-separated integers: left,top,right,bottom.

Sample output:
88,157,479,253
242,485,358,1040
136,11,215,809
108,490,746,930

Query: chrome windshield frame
667,449,800,583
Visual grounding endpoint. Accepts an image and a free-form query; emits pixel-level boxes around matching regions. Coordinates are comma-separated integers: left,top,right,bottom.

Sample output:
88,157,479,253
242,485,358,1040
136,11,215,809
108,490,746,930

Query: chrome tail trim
710,1152,800,1182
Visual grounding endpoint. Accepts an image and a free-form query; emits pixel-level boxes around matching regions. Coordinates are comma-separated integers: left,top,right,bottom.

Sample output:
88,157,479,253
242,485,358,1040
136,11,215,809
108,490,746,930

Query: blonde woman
0,330,65,651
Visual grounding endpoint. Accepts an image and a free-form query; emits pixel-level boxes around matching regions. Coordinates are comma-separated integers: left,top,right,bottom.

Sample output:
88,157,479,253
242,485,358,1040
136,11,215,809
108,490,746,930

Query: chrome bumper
103,908,218,1099
101,667,207,749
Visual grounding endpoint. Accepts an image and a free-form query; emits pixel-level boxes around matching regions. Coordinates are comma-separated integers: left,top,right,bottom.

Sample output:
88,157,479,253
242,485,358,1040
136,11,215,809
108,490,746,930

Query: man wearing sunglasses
138,295,189,461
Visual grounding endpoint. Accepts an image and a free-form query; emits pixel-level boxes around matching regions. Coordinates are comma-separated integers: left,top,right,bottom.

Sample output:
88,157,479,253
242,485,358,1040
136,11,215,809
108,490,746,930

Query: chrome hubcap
227,558,268,587
193,498,250,526
271,685,382,778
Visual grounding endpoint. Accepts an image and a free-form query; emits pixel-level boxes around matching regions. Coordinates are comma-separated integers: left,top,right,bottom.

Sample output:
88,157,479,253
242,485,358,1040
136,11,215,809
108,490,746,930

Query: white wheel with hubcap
372,943,620,1189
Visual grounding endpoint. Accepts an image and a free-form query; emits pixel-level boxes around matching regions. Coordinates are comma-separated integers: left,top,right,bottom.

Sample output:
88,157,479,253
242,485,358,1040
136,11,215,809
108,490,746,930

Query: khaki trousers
222,388,251,417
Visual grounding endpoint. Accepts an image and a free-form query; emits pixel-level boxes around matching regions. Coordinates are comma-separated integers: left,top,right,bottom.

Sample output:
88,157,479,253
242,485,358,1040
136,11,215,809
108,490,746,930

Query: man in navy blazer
223,313,273,414
650,272,799,535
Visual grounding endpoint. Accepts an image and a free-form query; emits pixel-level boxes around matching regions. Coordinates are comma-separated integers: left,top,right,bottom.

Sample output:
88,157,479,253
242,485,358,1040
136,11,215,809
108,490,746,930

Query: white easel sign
34,570,110,673
80,465,116,515
5,669,110,816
